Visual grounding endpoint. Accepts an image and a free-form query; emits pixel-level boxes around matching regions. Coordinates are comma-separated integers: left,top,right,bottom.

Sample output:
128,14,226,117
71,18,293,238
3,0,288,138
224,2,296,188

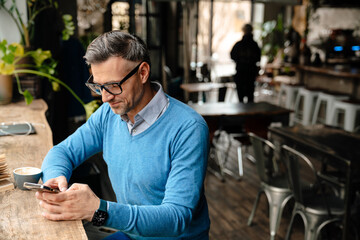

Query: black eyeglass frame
85,61,143,95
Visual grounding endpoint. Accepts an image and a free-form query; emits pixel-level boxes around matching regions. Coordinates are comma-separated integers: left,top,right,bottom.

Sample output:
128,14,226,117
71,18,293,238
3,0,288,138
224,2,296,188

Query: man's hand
36,182,100,222
43,176,68,192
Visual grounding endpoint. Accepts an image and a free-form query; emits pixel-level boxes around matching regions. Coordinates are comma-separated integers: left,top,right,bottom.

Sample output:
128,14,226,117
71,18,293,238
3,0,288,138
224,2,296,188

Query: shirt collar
120,82,168,126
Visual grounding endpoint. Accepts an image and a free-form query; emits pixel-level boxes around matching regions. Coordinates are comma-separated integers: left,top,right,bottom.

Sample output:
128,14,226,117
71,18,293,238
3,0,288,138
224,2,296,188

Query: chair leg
207,148,225,182
248,190,263,226
314,219,342,240
285,208,297,240
303,213,329,240
237,146,243,177
312,99,322,124
266,190,293,240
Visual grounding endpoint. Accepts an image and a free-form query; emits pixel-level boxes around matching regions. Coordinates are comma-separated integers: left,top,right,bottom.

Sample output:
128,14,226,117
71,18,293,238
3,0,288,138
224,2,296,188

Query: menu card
0,154,13,192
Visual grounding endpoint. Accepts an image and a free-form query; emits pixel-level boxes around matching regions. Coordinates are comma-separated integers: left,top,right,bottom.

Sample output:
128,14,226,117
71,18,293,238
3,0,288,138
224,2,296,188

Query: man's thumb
59,183,68,192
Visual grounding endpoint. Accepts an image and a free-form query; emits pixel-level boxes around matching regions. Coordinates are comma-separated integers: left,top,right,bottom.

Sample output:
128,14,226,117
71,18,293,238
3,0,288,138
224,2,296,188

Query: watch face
92,210,108,226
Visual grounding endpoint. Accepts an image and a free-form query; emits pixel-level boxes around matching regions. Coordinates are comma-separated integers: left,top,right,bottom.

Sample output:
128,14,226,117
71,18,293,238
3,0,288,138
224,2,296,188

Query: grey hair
84,31,151,67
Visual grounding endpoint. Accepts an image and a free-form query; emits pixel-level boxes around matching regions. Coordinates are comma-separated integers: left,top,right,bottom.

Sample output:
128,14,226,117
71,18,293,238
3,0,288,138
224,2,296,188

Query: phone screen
23,182,60,193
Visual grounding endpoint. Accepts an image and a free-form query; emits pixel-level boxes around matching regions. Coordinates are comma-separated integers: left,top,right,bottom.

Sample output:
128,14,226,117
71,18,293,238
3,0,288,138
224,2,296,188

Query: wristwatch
91,199,108,226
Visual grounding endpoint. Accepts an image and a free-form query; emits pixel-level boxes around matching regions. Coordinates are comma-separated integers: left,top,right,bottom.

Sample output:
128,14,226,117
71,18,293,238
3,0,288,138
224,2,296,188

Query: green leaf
23,89,33,105
8,44,17,53
62,14,74,40
0,39,7,53
51,81,60,92
84,100,101,119
2,54,15,64
62,14,72,21
30,48,52,66
62,31,70,41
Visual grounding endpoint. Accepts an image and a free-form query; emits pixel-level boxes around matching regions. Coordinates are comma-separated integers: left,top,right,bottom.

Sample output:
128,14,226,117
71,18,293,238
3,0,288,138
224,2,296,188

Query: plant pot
0,74,13,105
19,75,42,99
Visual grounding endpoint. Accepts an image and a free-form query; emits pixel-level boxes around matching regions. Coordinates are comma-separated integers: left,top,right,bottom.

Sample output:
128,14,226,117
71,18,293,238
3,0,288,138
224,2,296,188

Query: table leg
198,91,204,103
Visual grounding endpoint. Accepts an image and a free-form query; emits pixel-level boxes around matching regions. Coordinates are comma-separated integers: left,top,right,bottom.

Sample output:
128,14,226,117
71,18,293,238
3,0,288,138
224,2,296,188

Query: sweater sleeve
105,120,210,238
41,104,106,182
106,202,193,237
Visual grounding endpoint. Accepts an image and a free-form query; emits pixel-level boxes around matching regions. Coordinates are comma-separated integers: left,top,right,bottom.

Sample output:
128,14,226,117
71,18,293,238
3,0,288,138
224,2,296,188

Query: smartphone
0,123,36,136
23,182,60,193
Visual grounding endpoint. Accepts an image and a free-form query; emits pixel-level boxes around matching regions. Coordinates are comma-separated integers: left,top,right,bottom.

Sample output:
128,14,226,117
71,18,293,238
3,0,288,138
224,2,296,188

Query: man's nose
101,89,114,102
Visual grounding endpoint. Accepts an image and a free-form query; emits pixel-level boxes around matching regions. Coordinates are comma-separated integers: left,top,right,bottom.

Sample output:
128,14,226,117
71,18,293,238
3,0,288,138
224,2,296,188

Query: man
230,23,261,103
36,31,210,240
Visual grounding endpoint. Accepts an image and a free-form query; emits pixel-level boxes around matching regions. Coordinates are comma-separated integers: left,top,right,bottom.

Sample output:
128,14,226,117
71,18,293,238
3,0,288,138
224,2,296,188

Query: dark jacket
230,34,261,73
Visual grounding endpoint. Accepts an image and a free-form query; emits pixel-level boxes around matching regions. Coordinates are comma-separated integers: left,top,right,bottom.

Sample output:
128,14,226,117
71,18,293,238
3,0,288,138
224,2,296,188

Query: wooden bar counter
296,64,360,99
0,99,87,239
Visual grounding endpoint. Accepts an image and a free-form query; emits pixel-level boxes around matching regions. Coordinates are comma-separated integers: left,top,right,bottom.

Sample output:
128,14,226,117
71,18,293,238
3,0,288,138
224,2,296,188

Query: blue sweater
41,96,210,239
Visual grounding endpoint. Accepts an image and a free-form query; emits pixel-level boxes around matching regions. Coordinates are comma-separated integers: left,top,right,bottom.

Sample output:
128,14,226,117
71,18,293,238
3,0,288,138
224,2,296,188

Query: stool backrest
282,145,317,204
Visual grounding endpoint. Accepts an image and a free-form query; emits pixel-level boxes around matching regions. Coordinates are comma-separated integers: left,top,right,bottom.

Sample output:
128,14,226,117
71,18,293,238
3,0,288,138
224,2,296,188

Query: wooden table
189,101,292,139
0,99,87,239
269,124,360,240
180,82,226,93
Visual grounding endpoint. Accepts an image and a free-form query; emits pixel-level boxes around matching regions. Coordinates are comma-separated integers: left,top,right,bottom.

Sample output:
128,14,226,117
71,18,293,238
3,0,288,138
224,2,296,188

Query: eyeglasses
85,62,143,95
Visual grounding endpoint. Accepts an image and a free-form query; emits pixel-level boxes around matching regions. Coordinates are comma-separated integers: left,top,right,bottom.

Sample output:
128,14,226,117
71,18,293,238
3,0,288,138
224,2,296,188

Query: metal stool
330,100,360,132
293,88,320,126
282,145,345,240
277,83,302,110
312,92,349,125
248,133,292,240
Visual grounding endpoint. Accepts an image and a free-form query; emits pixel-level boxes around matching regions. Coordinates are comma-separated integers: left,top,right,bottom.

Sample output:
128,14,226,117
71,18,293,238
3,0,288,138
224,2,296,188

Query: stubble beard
109,101,129,116
110,87,144,116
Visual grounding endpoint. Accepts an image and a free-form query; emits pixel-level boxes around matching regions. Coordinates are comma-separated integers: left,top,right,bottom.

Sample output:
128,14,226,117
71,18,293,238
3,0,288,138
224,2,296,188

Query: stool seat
278,83,303,110
293,88,320,126
312,92,349,125
330,100,360,132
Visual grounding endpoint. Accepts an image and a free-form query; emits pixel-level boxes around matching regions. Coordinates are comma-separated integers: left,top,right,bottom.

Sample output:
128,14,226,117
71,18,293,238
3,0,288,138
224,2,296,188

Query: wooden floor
204,155,345,240
204,157,299,240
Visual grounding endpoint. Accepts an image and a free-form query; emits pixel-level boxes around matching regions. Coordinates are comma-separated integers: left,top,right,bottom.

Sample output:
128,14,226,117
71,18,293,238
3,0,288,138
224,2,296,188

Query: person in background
36,31,210,240
230,23,261,103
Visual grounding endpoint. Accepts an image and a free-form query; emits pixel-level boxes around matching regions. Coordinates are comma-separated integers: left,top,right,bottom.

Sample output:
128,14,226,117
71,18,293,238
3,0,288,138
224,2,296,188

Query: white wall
0,0,27,43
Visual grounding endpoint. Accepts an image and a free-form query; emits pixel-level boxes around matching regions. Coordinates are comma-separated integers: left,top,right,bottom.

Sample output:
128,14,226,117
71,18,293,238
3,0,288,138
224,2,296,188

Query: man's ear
139,62,150,84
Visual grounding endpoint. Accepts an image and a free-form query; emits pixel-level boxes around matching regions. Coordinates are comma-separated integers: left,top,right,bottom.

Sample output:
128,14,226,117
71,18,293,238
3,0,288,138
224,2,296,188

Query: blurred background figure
230,23,261,103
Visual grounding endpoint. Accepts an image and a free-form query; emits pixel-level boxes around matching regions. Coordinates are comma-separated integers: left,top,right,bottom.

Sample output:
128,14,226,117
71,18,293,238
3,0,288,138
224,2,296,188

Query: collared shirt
121,82,169,136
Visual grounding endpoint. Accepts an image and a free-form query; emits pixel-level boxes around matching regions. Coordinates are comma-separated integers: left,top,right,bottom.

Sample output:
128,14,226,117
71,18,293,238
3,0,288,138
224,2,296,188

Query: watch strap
98,199,107,212
91,199,108,226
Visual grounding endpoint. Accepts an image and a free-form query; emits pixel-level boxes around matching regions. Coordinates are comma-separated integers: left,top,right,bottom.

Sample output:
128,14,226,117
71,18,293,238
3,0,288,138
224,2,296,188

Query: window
112,2,130,32
197,1,252,79
111,0,162,81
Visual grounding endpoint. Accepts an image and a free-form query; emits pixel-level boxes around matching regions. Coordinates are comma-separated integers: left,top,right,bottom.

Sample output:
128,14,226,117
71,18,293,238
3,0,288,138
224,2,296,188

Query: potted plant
0,72,12,105
0,40,100,118
261,14,285,64
0,1,98,118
